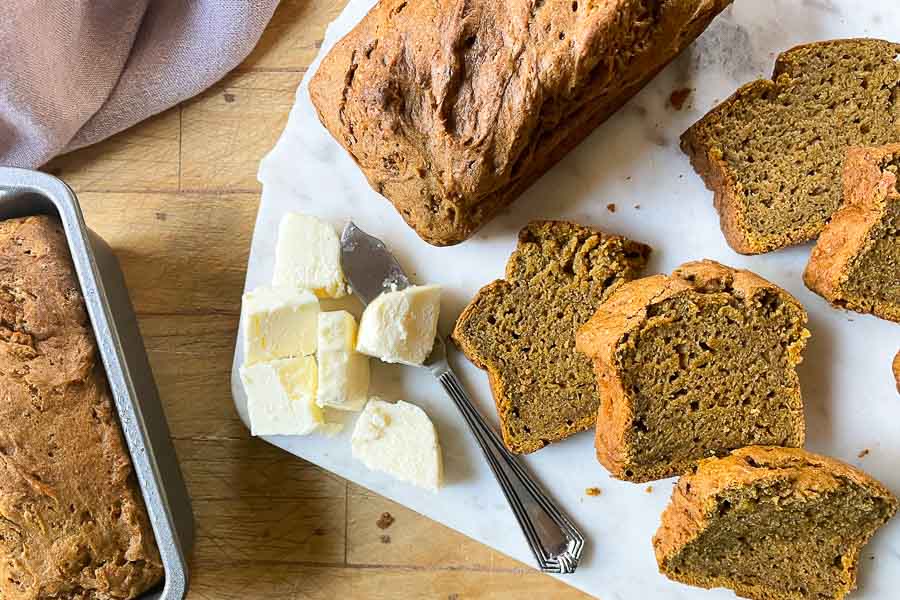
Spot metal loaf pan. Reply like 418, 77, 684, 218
0, 167, 194, 600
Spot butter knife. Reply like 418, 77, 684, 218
340, 222, 585, 574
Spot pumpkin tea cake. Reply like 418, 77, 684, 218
682, 38, 900, 254
804, 144, 900, 322
0, 216, 163, 600
576, 260, 808, 482
310, 0, 731, 246
452, 221, 650, 454
654, 446, 898, 600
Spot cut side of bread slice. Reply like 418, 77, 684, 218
452, 221, 650, 454
654, 446, 898, 600
804, 144, 900, 322
682, 39, 900, 254
576, 260, 808, 482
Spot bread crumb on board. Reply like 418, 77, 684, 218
376, 512, 395, 530
380, 534, 391, 544
669, 88, 692, 111
858, 449, 870, 459
645, 485, 654, 494
585, 487, 602, 497
606, 203, 616, 213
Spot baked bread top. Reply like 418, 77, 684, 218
576, 260, 808, 482
452, 220, 650, 454
653, 446, 897, 600
310, 0, 730, 245
682, 39, 900, 254
0, 216, 162, 600
804, 144, 900, 322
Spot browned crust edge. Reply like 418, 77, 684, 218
804, 144, 900, 323
894, 350, 900, 395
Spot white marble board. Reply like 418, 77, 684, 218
231, 1, 900, 598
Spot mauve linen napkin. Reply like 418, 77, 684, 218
0, 0, 280, 168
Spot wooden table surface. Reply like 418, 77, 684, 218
44, 2, 590, 598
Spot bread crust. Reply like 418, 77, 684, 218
894, 350, 900, 394
0, 216, 162, 600
576, 260, 808, 482
310, 0, 730, 246
804, 144, 900, 323
681, 39, 900, 255
653, 446, 898, 600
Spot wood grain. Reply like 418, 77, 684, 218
45, 110, 181, 193
42, 1, 589, 598
180, 71, 302, 192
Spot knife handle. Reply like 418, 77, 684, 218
435, 367, 585, 574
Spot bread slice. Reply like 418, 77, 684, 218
654, 446, 898, 600
310, 0, 731, 246
804, 144, 900, 322
452, 221, 650, 454
576, 260, 808, 482
682, 39, 900, 254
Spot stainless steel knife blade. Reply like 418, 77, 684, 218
339, 222, 410, 305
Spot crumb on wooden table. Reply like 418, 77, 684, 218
645, 485, 654, 494
606, 203, 616, 213
379, 534, 391, 544
669, 88, 692, 111
585, 487, 602, 497
376, 512, 395, 530
858, 449, 870, 459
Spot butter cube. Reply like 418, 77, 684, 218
241, 356, 327, 436
273, 213, 347, 298
356, 284, 441, 366
351, 399, 443, 492
316, 311, 369, 412
242, 286, 319, 364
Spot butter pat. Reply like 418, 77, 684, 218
273, 213, 347, 298
351, 399, 443, 492
356, 285, 441, 365
316, 311, 369, 412
241, 356, 329, 436
242, 286, 319, 364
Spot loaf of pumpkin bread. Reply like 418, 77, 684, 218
310, 0, 731, 246
0, 216, 163, 600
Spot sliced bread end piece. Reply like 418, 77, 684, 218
653, 446, 898, 600
576, 260, 808, 482
804, 144, 900, 322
